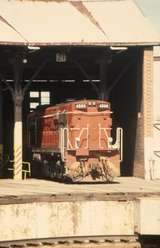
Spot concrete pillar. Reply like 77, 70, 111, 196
11, 54, 44, 179
13, 91, 23, 180
134, 47, 154, 179
12, 55, 24, 180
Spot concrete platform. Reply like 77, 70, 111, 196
0, 177, 160, 203
0, 177, 160, 241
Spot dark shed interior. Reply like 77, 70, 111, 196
0, 45, 143, 177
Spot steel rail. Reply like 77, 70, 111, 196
0, 235, 140, 248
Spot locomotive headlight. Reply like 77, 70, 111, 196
75, 103, 87, 110
99, 103, 109, 110
88, 101, 96, 107
88, 102, 92, 106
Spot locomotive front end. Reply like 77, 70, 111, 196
62, 100, 123, 182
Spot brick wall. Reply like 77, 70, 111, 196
133, 47, 153, 178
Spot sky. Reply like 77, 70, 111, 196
135, 0, 160, 33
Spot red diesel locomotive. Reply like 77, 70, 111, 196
27, 99, 123, 182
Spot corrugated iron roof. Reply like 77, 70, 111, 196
0, 0, 159, 46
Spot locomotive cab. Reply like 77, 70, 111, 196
27, 99, 123, 182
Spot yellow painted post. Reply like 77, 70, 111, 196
13, 93, 23, 180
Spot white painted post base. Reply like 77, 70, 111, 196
13, 95, 23, 180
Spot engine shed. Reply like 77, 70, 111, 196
1, 0, 160, 247
0, 0, 159, 181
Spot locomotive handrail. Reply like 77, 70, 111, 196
64, 127, 73, 150
98, 124, 111, 149
75, 126, 89, 149
60, 127, 75, 161
60, 126, 89, 160
60, 128, 66, 162
98, 125, 123, 162
116, 127, 123, 162
8, 160, 31, 179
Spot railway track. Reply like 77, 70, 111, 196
0, 235, 140, 248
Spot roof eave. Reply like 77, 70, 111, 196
0, 41, 159, 47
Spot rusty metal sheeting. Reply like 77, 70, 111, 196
0, 0, 159, 46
